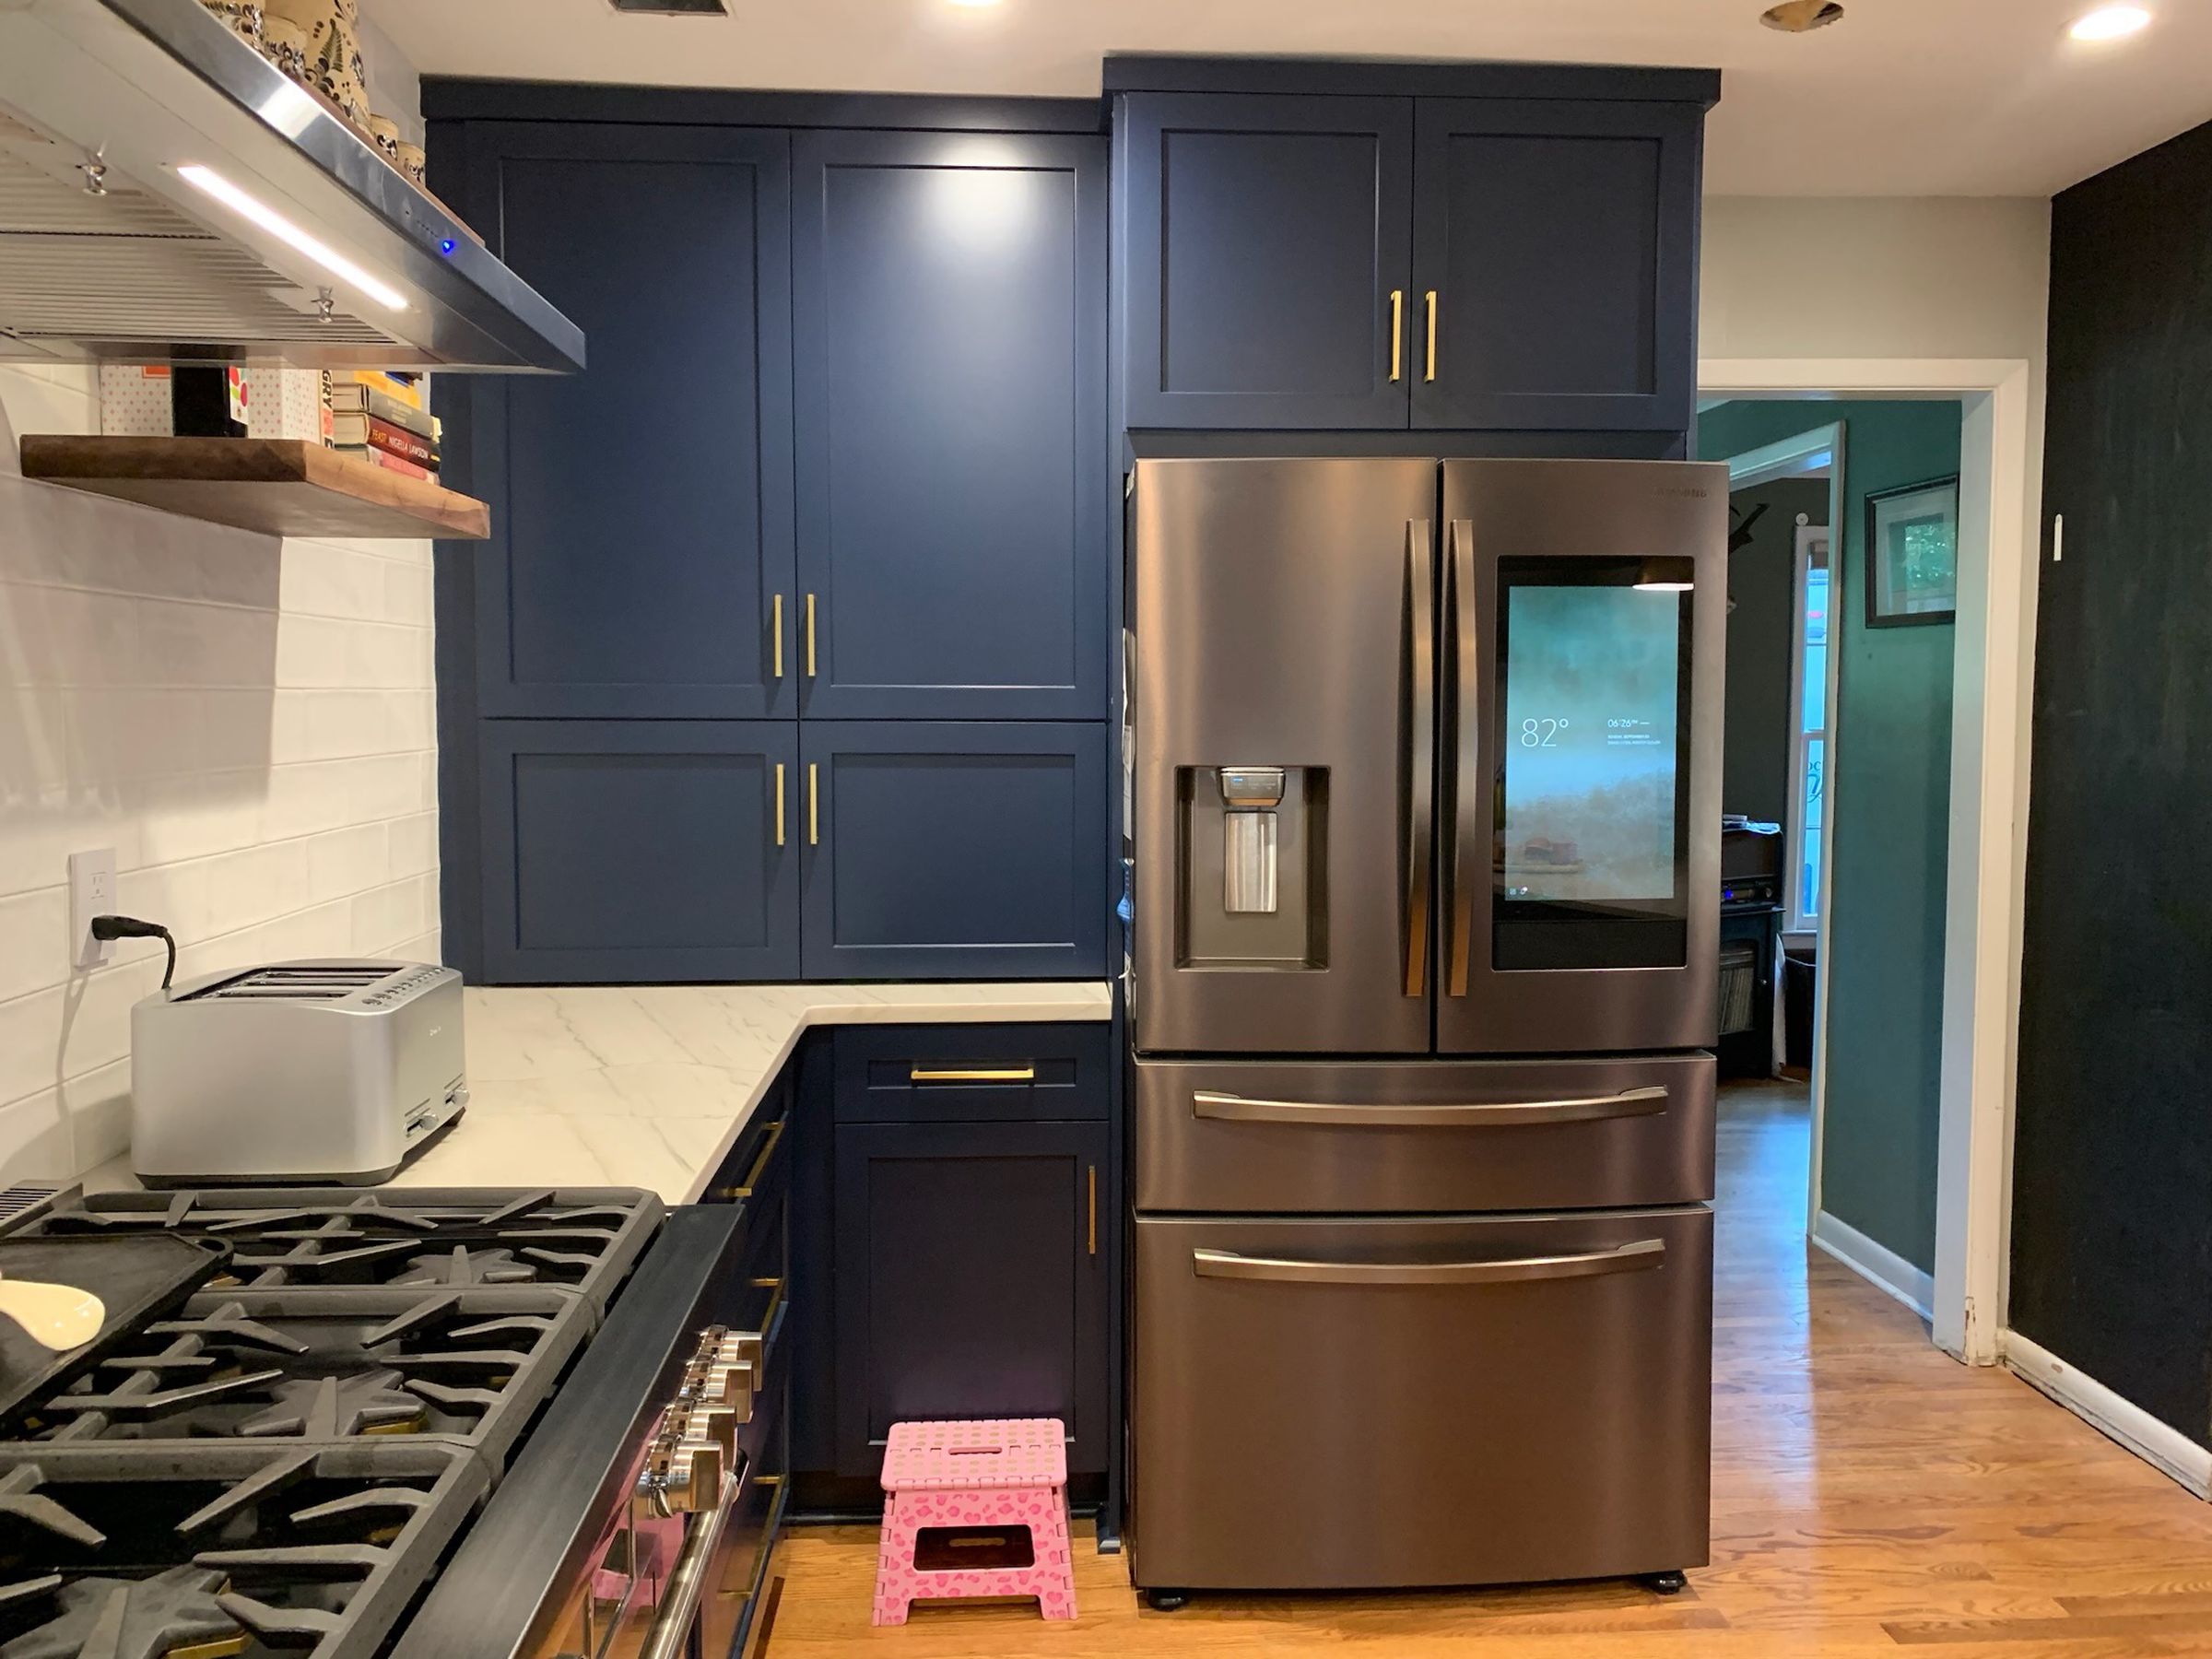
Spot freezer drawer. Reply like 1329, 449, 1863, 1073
1134, 1053, 1714, 1213
1131, 1207, 1712, 1591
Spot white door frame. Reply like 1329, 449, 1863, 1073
1700, 358, 2036, 1368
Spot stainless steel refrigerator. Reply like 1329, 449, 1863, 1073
1127, 456, 1725, 1598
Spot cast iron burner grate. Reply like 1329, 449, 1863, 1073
0, 1443, 488, 1659
16, 1288, 591, 1473
0, 1565, 242, 1659
10, 1192, 662, 1317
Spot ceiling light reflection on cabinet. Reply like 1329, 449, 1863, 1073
2068, 6, 2152, 40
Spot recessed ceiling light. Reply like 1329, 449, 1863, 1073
2068, 5, 2151, 41
1759, 1, 1844, 32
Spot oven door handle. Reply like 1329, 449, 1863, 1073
639, 1461, 749, 1659
1191, 1085, 1666, 1127
1192, 1237, 1665, 1287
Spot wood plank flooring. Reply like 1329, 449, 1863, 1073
762, 1081, 2212, 1655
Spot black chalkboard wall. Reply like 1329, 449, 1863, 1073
2010, 115, 2212, 1448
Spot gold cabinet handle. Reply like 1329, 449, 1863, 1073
805, 593, 817, 677
909, 1065, 1037, 1084
1087, 1164, 1098, 1257
806, 761, 818, 846
1388, 289, 1404, 382
771, 593, 783, 679
774, 762, 786, 848
1424, 289, 1439, 382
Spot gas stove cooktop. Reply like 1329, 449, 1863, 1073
0, 1185, 668, 1659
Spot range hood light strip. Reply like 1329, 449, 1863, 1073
177, 163, 408, 312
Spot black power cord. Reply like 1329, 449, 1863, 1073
91, 914, 176, 991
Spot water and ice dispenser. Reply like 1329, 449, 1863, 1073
1177, 764, 1327, 969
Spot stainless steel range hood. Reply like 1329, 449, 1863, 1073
0, 0, 584, 373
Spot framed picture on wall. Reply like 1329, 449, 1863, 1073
1865, 475, 1959, 626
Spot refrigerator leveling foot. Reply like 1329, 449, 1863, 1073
1646, 1571, 1688, 1595
1144, 1589, 1191, 1612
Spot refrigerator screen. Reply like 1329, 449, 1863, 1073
1500, 583, 1683, 905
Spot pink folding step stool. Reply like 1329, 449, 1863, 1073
873, 1418, 1077, 1626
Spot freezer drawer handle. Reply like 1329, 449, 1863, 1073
1191, 1237, 1665, 1287
1189, 1084, 1667, 1127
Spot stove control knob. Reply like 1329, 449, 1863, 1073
665, 1439, 724, 1512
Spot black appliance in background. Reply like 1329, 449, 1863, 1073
1719, 824, 1784, 1078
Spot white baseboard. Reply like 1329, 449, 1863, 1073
2001, 1331, 2212, 1499
1809, 1209, 1935, 1319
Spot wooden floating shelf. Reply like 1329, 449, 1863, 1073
17, 437, 490, 542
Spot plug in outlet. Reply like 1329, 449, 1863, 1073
69, 849, 117, 971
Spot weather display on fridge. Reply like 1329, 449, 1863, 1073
1500, 583, 1684, 906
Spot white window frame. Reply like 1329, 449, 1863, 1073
1785, 524, 1832, 935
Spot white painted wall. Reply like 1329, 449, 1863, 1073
0, 364, 441, 1184
1700, 194, 2053, 1341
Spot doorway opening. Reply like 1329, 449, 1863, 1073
1700, 392, 1975, 1340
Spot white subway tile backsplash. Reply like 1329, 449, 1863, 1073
1, 364, 441, 1185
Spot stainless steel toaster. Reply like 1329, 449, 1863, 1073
129, 959, 467, 1186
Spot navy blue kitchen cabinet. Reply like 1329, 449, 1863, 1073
478, 720, 801, 982
1113, 76, 1711, 433
791, 130, 1107, 720
1118, 93, 1414, 430
462, 124, 796, 719
1411, 99, 1701, 432
832, 1118, 1112, 1477
799, 723, 1108, 980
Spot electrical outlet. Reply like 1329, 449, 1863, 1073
68, 848, 116, 971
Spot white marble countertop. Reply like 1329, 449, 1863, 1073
88, 982, 1112, 1205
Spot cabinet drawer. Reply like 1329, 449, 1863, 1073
1133, 1053, 1713, 1213
1132, 1206, 1711, 1589
835, 1025, 1110, 1123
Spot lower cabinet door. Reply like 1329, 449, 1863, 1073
833, 1120, 1110, 1477
479, 720, 802, 982
799, 722, 1107, 980
1131, 1206, 1712, 1590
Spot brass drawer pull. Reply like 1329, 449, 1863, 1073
1087, 1164, 1097, 1257
773, 762, 786, 848
712, 1119, 786, 1201
1424, 288, 1439, 382
805, 592, 818, 677
909, 1065, 1037, 1084
771, 593, 784, 679
807, 762, 818, 846
1388, 288, 1404, 382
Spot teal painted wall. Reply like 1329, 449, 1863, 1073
1697, 400, 1963, 1276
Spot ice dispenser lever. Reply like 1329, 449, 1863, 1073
1218, 766, 1287, 914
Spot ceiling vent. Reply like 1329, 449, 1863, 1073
609, 0, 730, 13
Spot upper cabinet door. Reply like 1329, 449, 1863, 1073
468, 125, 796, 719
792, 131, 1107, 721
478, 720, 802, 984
1412, 100, 1700, 432
1120, 93, 1414, 429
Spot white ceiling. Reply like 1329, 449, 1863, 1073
361, 0, 2212, 196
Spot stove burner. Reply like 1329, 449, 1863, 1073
236, 1373, 426, 1440
393, 1248, 535, 1288
0, 1567, 244, 1659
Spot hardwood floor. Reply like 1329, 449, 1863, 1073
763, 1081, 2212, 1655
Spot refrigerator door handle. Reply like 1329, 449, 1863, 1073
1190, 1085, 1669, 1127
1191, 1237, 1666, 1287
1403, 520, 1435, 997
1445, 517, 1480, 997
